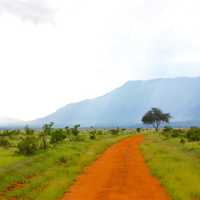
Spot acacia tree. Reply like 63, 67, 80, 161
142, 108, 171, 131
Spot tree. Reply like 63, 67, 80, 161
40, 122, 54, 149
142, 108, 171, 131
71, 124, 80, 137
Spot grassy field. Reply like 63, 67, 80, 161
0, 131, 130, 200
141, 131, 200, 200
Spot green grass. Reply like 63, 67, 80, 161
141, 133, 200, 200
0, 133, 130, 200
0, 147, 25, 168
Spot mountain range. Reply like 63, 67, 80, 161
29, 77, 200, 128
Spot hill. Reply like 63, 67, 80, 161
31, 77, 200, 127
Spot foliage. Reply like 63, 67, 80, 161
161, 128, 185, 139
142, 108, 171, 131
0, 137, 10, 148
24, 125, 34, 135
186, 127, 200, 142
0, 129, 20, 137
163, 126, 173, 132
109, 128, 120, 135
17, 135, 38, 155
0, 131, 129, 200
136, 128, 141, 133
40, 122, 54, 149
171, 129, 183, 138
50, 129, 66, 144
71, 124, 80, 136
180, 138, 186, 144
89, 129, 96, 140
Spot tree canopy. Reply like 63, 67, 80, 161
142, 108, 171, 131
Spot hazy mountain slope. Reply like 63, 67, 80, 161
0, 118, 25, 128
32, 77, 200, 127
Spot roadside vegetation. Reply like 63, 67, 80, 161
141, 127, 200, 200
0, 124, 131, 200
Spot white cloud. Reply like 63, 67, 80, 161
0, 0, 53, 23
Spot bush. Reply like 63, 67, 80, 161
0, 137, 10, 148
50, 129, 66, 144
17, 136, 38, 155
180, 138, 186, 144
109, 128, 120, 135
171, 129, 180, 138
24, 126, 34, 135
71, 125, 80, 137
89, 130, 96, 140
136, 128, 141, 133
163, 126, 173, 132
161, 128, 184, 139
186, 128, 200, 142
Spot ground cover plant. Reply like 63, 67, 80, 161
141, 128, 200, 200
0, 125, 131, 200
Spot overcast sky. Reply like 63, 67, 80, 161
0, 0, 200, 120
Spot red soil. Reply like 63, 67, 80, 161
62, 135, 170, 200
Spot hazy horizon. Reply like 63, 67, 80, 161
0, 76, 199, 122
1, 0, 200, 120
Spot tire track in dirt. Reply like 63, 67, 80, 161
62, 135, 170, 200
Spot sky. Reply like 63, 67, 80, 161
0, 0, 200, 120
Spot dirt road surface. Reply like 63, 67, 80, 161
62, 135, 170, 200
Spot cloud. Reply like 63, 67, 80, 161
1, 0, 200, 120
0, 0, 54, 23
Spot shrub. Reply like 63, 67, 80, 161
171, 129, 180, 138
180, 138, 186, 144
161, 128, 184, 139
0, 137, 10, 148
17, 136, 38, 155
39, 122, 54, 150
186, 128, 200, 142
136, 128, 141, 133
71, 125, 80, 137
24, 126, 34, 135
64, 126, 71, 138
50, 129, 66, 144
89, 130, 96, 140
163, 126, 173, 132
110, 128, 120, 135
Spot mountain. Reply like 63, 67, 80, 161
31, 77, 200, 128
0, 118, 25, 129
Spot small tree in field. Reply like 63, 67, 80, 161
142, 108, 171, 131
40, 122, 54, 149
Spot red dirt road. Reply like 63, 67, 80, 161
62, 135, 170, 200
